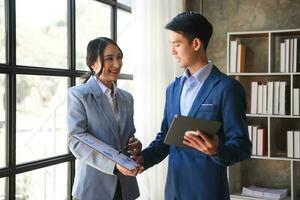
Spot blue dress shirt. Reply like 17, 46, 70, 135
180, 61, 213, 115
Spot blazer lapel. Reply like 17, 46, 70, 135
174, 77, 184, 116
116, 91, 127, 137
86, 77, 121, 148
188, 66, 221, 118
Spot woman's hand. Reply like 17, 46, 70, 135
116, 164, 138, 176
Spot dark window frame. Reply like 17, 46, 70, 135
0, 0, 133, 199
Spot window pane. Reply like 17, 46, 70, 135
16, 0, 67, 68
117, 9, 134, 74
76, 0, 112, 70
0, 177, 8, 200
76, 76, 85, 85
117, 79, 133, 95
118, 0, 132, 7
0, 0, 5, 63
16, 75, 68, 164
16, 162, 68, 200
0, 74, 6, 168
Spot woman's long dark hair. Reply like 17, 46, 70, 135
83, 37, 123, 83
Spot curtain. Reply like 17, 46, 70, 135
132, 1, 184, 199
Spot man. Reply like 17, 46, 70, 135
135, 11, 252, 200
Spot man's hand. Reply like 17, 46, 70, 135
183, 130, 219, 155
132, 155, 145, 174
127, 137, 142, 156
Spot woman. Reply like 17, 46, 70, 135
68, 37, 141, 200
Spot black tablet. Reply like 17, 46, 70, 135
164, 115, 222, 147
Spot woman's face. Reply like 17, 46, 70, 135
92, 44, 123, 83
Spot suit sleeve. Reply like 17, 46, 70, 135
140, 92, 170, 170
211, 81, 252, 166
68, 88, 115, 175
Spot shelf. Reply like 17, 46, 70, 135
270, 115, 300, 119
228, 29, 300, 200
228, 31, 269, 36
229, 72, 296, 76
270, 29, 300, 34
246, 114, 300, 118
251, 156, 300, 161
246, 114, 268, 117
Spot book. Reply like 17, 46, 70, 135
237, 43, 246, 73
251, 82, 258, 114
290, 38, 294, 73
164, 115, 222, 147
287, 131, 294, 158
294, 131, 300, 158
257, 84, 263, 114
257, 128, 267, 156
248, 125, 252, 142
293, 88, 299, 115
262, 84, 268, 114
285, 39, 290, 73
267, 82, 274, 115
230, 40, 238, 73
279, 81, 287, 115
252, 126, 258, 155
273, 81, 280, 115
293, 38, 298, 72
72, 133, 137, 170
280, 42, 285, 72
297, 38, 300, 72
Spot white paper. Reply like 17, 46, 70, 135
73, 133, 137, 170
242, 185, 288, 200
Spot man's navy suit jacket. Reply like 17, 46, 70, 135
141, 66, 252, 200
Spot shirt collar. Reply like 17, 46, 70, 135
94, 76, 117, 98
181, 61, 213, 84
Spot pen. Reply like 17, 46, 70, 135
118, 145, 129, 154
118, 135, 135, 154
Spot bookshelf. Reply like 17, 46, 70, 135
227, 29, 300, 200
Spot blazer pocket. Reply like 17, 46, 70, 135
198, 104, 217, 112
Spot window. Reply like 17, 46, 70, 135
16, 0, 68, 68
76, 76, 85, 85
0, 74, 6, 168
0, 177, 8, 200
0, 0, 134, 199
117, 79, 134, 94
16, 163, 68, 200
16, 75, 68, 164
117, 9, 134, 74
0, 0, 5, 63
76, 0, 111, 70
118, 0, 132, 7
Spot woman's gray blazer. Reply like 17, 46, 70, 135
68, 77, 139, 200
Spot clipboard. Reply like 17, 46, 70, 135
72, 133, 137, 170
164, 115, 222, 147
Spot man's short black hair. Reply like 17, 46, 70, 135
165, 11, 213, 50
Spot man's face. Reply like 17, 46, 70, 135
168, 31, 195, 68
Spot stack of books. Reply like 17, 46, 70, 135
287, 130, 300, 158
280, 38, 300, 73
242, 185, 288, 200
229, 40, 246, 73
250, 81, 287, 115
248, 125, 267, 156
